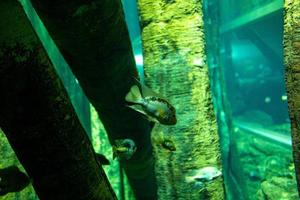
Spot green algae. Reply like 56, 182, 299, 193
0, 129, 38, 200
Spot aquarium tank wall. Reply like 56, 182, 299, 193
204, 0, 299, 199
0, 0, 300, 200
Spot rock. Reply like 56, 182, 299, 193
259, 177, 299, 200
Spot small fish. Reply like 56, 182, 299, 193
113, 139, 137, 160
161, 138, 176, 151
185, 166, 222, 184
249, 170, 262, 181
125, 81, 177, 125
95, 153, 110, 165
0, 165, 30, 196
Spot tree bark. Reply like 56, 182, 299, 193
0, 1, 116, 199
28, 0, 157, 199
283, 0, 300, 195
137, 0, 225, 199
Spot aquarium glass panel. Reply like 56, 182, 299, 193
204, 0, 299, 199
121, 0, 144, 83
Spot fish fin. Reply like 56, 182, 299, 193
137, 111, 158, 123
95, 153, 110, 165
127, 105, 147, 115
141, 84, 165, 99
133, 77, 165, 98
125, 85, 143, 104
145, 115, 160, 123
127, 104, 159, 123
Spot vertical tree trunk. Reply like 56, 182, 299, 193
137, 0, 225, 199
283, 0, 300, 195
0, 1, 116, 199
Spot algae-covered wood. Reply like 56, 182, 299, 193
283, 0, 300, 195
0, 1, 116, 199
0, 43, 117, 200
137, 0, 225, 199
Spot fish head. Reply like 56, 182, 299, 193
160, 104, 177, 125
131, 145, 137, 154
115, 139, 135, 148
213, 170, 222, 178
113, 139, 137, 160
198, 167, 222, 181
206, 167, 222, 178
162, 139, 176, 151
168, 104, 177, 124
187, 167, 222, 183
168, 113, 177, 125
123, 139, 136, 148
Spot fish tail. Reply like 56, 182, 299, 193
125, 85, 143, 104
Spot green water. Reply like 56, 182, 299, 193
0, 0, 299, 199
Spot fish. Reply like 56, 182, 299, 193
161, 138, 176, 151
112, 139, 137, 160
185, 166, 222, 184
0, 165, 30, 196
248, 170, 262, 181
95, 153, 110, 165
125, 81, 177, 125
152, 132, 176, 151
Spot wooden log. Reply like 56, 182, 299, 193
0, 1, 116, 199
283, 0, 300, 195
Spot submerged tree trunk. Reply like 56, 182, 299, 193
28, 0, 157, 199
0, 1, 116, 199
137, 0, 225, 199
283, 0, 300, 195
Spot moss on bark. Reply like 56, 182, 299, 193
137, 0, 225, 199
283, 0, 300, 195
